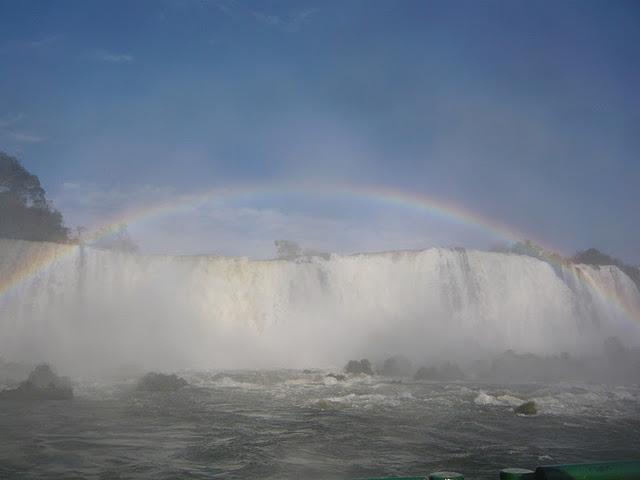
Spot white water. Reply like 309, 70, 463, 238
1, 238, 639, 373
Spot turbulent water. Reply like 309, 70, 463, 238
1, 238, 639, 373
1, 371, 639, 479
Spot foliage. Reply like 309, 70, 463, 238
492, 239, 566, 265
489, 349, 578, 382
413, 362, 466, 381
380, 355, 412, 377
275, 239, 301, 258
0, 151, 70, 242
572, 248, 618, 266
493, 241, 640, 290
274, 239, 329, 259
572, 248, 640, 290
92, 224, 139, 253
344, 358, 373, 375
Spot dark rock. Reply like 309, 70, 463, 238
0, 364, 73, 400
325, 373, 346, 381
344, 359, 373, 375
136, 372, 188, 392
514, 401, 537, 415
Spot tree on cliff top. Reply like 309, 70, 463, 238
572, 248, 619, 266
92, 224, 139, 253
572, 248, 640, 290
0, 151, 70, 242
492, 239, 566, 265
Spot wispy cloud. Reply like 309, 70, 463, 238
212, 1, 319, 33
0, 113, 47, 144
28, 34, 63, 49
92, 50, 135, 64
3, 131, 47, 144
248, 8, 319, 32
0, 113, 25, 129
210, 0, 239, 19
0, 34, 62, 54
250, 10, 280, 27
282, 8, 320, 33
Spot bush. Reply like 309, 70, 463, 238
572, 248, 640, 291
0, 152, 70, 242
413, 362, 465, 381
344, 359, 373, 375
380, 355, 412, 377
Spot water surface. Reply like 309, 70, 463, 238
1, 371, 639, 479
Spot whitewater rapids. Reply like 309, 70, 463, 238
0, 238, 639, 373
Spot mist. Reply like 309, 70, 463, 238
2, 237, 639, 379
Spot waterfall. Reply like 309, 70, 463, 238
1, 238, 639, 373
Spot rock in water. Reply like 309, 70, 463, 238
514, 400, 537, 415
136, 372, 188, 392
0, 364, 73, 400
325, 373, 346, 381
315, 399, 333, 410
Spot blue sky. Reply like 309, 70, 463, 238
1, 0, 639, 261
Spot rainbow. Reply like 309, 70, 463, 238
1, 182, 638, 325
78, 182, 542, 248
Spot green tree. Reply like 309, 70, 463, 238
93, 224, 139, 253
572, 248, 640, 290
0, 151, 70, 242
